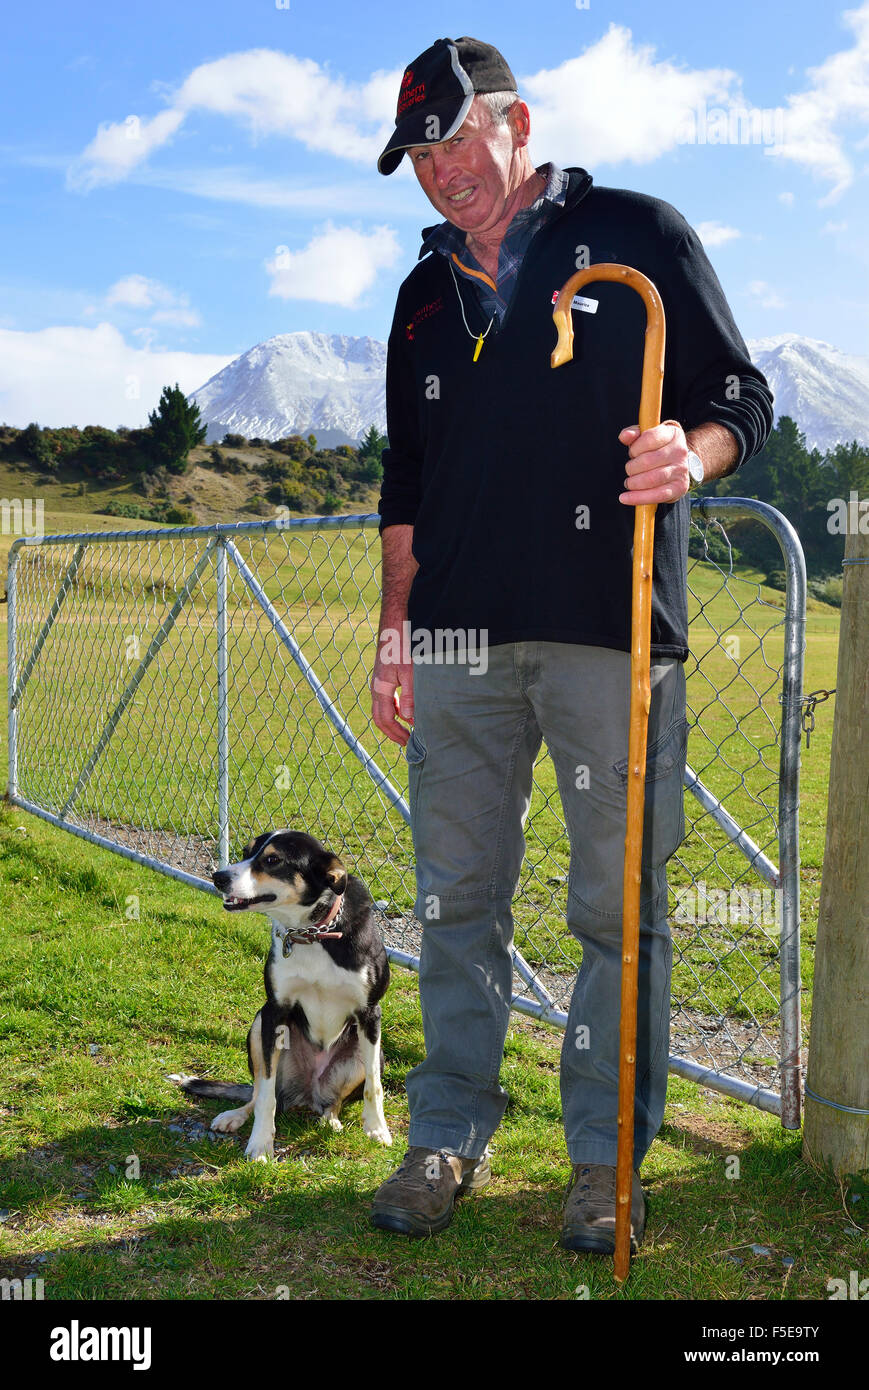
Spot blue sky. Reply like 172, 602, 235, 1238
1, 0, 867, 427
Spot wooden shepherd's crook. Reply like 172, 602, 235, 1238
551, 264, 666, 1284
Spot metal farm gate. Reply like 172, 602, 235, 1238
6, 499, 807, 1126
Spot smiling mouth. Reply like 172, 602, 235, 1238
447, 185, 476, 204
222, 893, 277, 912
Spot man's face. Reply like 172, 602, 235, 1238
406, 96, 529, 236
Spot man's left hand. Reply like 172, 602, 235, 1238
618, 420, 694, 506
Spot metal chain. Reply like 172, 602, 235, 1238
799, 689, 836, 749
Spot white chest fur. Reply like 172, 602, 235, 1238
268, 936, 370, 1050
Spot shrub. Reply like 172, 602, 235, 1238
808, 576, 843, 608
20, 422, 54, 467
164, 504, 197, 525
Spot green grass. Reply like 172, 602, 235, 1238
0, 804, 864, 1300
1, 505, 863, 1300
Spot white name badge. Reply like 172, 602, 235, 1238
550, 290, 598, 314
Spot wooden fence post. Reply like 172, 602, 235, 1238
802, 521, 869, 1175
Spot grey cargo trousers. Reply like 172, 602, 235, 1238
403, 641, 688, 1168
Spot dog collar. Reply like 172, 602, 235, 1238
280, 895, 344, 956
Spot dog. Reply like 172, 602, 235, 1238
171, 830, 392, 1159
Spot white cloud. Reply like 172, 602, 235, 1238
694, 221, 741, 248
135, 165, 419, 216
747, 280, 787, 310
765, 1, 869, 200
105, 274, 201, 326
68, 23, 869, 200
265, 223, 401, 307
522, 25, 738, 167
175, 50, 399, 161
0, 322, 231, 428
68, 49, 399, 190
778, 191, 795, 206
106, 274, 157, 309
67, 109, 185, 191
821, 220, 848, 233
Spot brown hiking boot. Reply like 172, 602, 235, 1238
560, 1163, 646, 1254
370, 1145, 491, 1236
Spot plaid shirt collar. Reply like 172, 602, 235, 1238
419, 163, 569, 321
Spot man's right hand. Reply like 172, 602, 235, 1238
371, 653, 415, 746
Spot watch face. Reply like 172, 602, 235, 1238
687, 451, 704, 483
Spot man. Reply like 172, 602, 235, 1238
369, 36, 773, 1251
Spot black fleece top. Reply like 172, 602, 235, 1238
378, 168, 774, 660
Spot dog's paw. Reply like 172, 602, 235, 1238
244, 1134, 275, 1162
211, 1107, 250, 1134
363, 1119, 393, 1146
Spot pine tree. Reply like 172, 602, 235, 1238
146, 384, 207, 474
357, 424, 387, 482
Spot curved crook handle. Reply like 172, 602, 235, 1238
551, 263, 665, 433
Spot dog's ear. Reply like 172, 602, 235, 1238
318, 853, 347, 896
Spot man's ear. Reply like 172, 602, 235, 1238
318, 853, 348, 896
510, 99, 532, 147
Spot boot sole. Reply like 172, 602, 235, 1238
559, 1228, 640, 1255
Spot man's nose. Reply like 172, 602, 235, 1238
431, 148, 456, 188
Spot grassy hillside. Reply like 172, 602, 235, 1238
0, 433, 383, 550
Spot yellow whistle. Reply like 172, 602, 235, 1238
473, 333, 484, 363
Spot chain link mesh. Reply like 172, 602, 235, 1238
7, 505, 804, 1116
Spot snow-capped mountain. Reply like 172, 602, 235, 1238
189, 328, 868, 455
190, 332, 387, 447
747, 334, 869, 452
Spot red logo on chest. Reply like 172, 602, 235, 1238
405, 296, 444, 341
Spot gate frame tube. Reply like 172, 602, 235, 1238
6, 500, 806, 1124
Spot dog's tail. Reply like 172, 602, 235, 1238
167, 1074, 253, 1104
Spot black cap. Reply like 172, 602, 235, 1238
378, 37, 517, 175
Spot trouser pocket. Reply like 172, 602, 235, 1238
612, 714, 689, 869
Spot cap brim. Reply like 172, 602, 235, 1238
377, 90, 474, 175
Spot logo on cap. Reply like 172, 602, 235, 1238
397, 80, 427, 117
401, 68, 414, 88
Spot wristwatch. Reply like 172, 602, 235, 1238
686, 450, 705, 486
